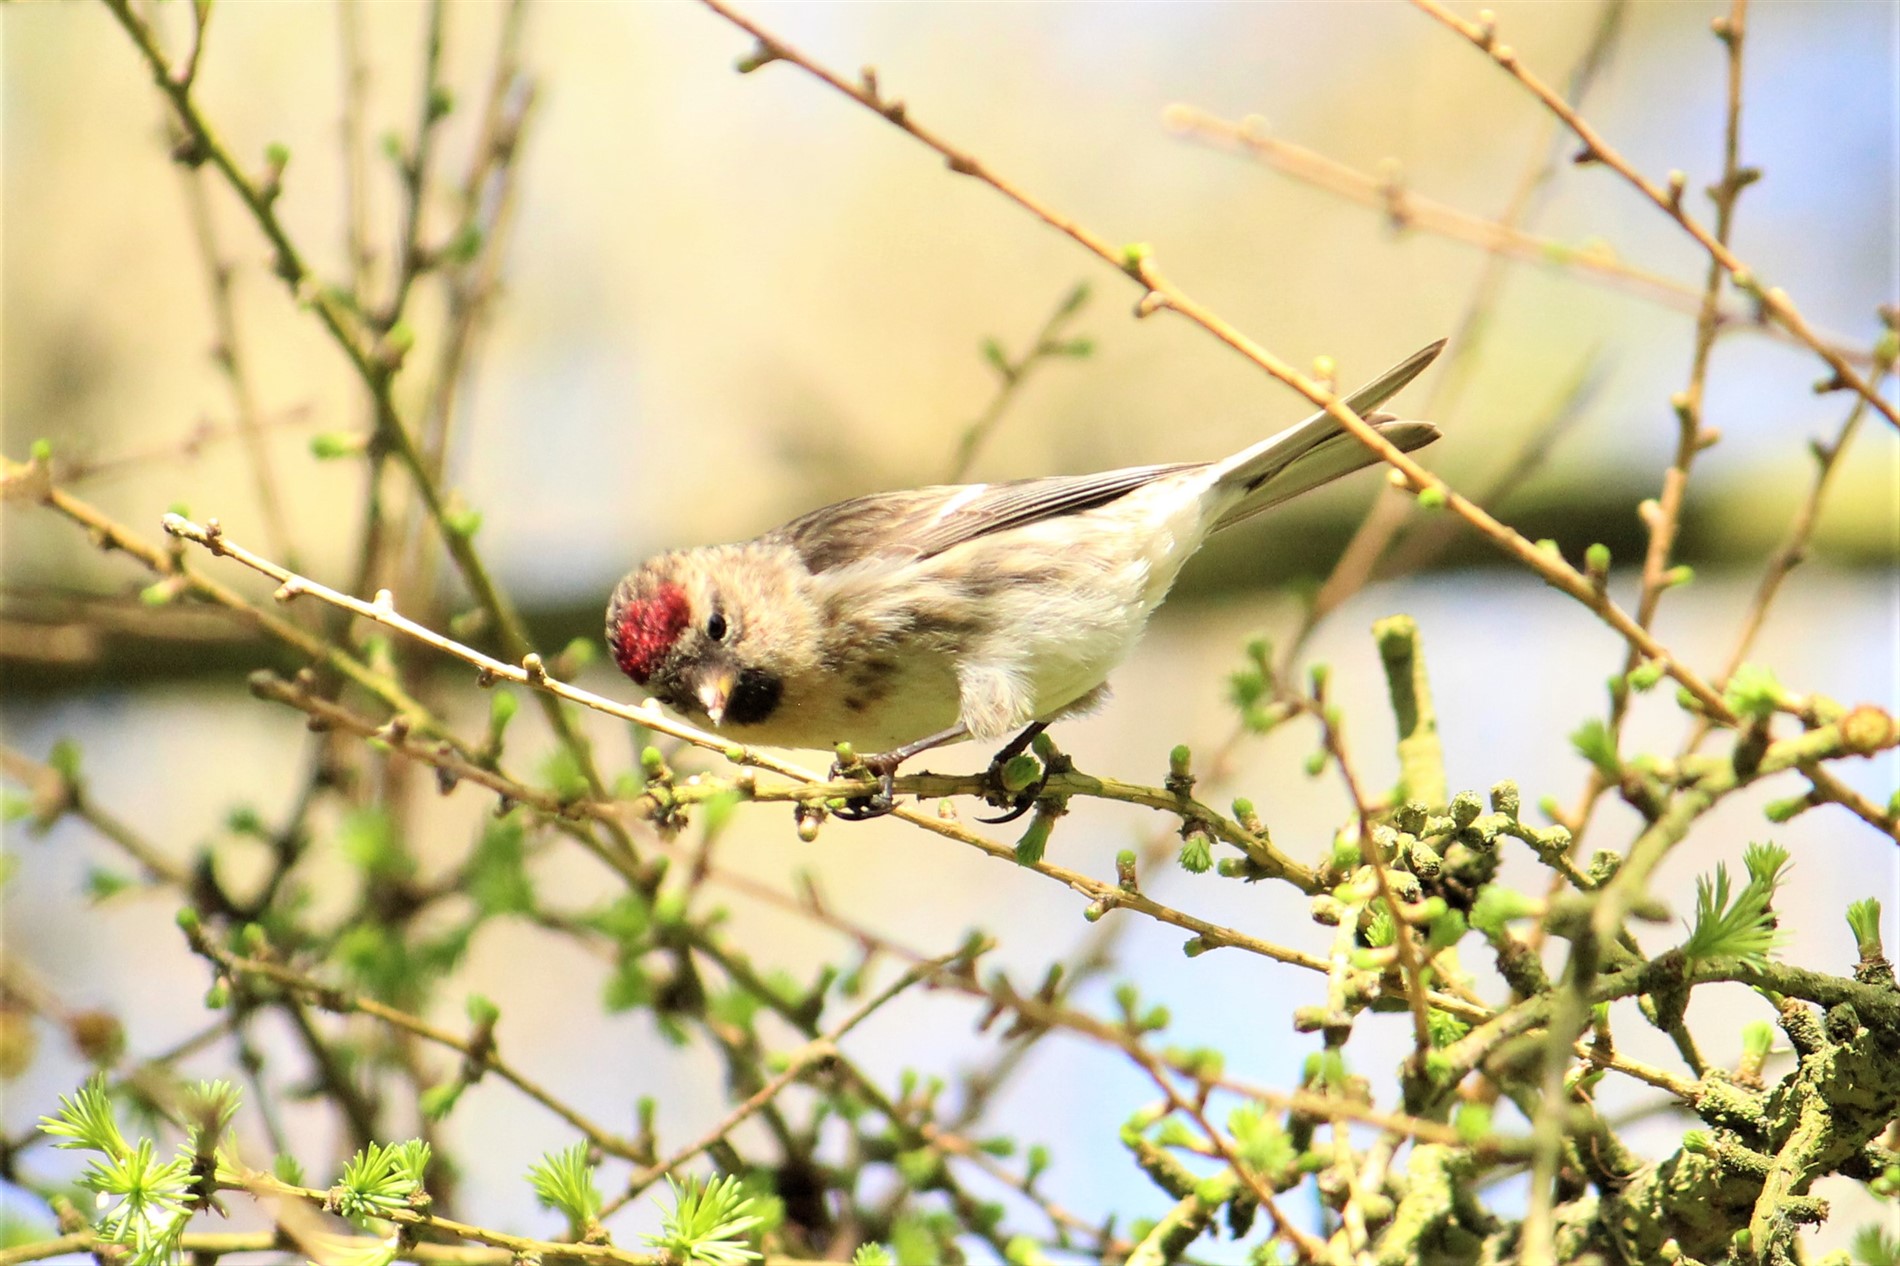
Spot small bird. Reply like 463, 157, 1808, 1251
608, 340, 1444, 819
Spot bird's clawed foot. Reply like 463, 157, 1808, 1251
830, 750, 902, 821
825, 723, 1060, 824
976, 722, 1054, 825
828, 725, 970, 821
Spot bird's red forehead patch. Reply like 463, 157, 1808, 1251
611, 582, 690, 683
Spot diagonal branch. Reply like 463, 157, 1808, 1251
1406, 0, 1896, 432
1160, 107, 1864, 369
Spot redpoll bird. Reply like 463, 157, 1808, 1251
609, 339, 1444, 819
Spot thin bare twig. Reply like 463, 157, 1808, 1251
1531, 7, 1758, 1224
381, 0, 449, 330
1131, 1052, 1327, 1263
190, 936, 648, 1163
1, 747, 189, 887
1308, 693, 1436, 1056
1709, 377, 1890, 696
178, 170, 299, 568
946, 282, 1092, 482
1560, 0, 1753, 853
1407, 0, 1895, 432
1285, 0, 1625, 667
337, 0, 374, 293
35, 409, 316, 489
1164, 109, 1873, 373
7, 474, 449, 741
613, 950, 968, 1204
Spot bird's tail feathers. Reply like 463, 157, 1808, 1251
1207, 340, 1445, 532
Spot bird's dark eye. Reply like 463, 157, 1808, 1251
707, 612, 728, 642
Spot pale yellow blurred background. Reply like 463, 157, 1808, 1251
4, 1, 1897, 1258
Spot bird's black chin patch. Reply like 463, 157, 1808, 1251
723, 666, 783, 727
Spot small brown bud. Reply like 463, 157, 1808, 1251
69, 1010, 126, 1066
0, 1000, 38, 1080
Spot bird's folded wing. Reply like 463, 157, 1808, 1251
774, 464, 1198, 572
774, 339, 1448, 573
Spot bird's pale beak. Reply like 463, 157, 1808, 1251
698, 671, 736, 727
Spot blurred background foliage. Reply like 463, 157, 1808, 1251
2, 0, 1896, 1259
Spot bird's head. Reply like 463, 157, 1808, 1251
606, 552, 786, 729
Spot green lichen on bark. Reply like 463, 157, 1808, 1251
1580, 995, 1900, 1264
1375, 1144, 1496, 1265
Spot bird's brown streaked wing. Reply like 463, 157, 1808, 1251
774, 463, 1200, 573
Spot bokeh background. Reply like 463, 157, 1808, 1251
5, 0, 1897, 1258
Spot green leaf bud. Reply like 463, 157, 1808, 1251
466, 993, 501, 1028
1453, 1101, 1492, 1143
980, 337, 1009, 376
1724, 663, 1785, 723
1569, 718, 1621, 778
1000, 753, 1041, 793
420, 1081, 463, 1120
310, 432, 362, 460
1014, 813, 1052, 867
1470, 885, 1536, 936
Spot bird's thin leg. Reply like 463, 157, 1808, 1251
975, 721, 1052, 825
830, 723, 971, 821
